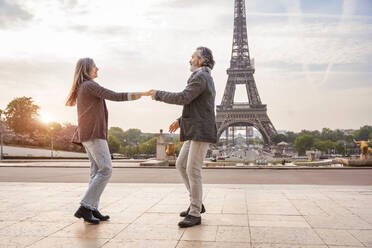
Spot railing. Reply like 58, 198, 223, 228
216, 104, 267, 111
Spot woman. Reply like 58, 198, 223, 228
66, 58, 141, 224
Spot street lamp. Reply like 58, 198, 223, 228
40, 111, 55, 159
344, 143, 347, 157
0, 114, 4, 160
49, 125, 55, 159
50, 129, 54, 159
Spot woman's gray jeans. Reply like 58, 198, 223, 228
80, 139, 112, 211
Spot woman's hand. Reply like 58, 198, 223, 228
169, 120, 180, 133
130, 92, 142, 100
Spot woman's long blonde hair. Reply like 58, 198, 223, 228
65, 58, 95, 106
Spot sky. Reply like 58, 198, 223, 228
0, 0, 371, 134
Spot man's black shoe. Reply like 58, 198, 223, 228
180, 204, 205, 217
92, 209, 110, 221
178, 215, 201, 228
74, 206, 100, 224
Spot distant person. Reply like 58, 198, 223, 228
145, 47, 217, 228
66, 58, 142, 224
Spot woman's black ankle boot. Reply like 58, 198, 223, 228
74, 206, 100, 224
92, 210, 110, 221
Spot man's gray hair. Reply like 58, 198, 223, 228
196, 46, 215, 70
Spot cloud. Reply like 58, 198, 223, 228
300, 0, 343, 15
320, 71, 372, 90
253, 69, 372, 131
66, 25, 133, 36
0, 59, 72, 88
58, 0, 78, 9
0, 0, 33, 28
248, 21, 372, 66
158, 0, 228, 8
320, 0, 356, 85
352, 0, 372, 16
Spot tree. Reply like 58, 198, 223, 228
285, 131, 297, 144
54, 123, 83, 152
298, 130, 320, 139
294, 134, 314, 155
139, 137, 157, 154
0, 108, 5, 129
165, 135, 180, 143
121, 145, 138, 158
108, 135, 121, 154
344, 134, 354, 143
253, 138, 263, 145
120, 145, 130, 157
334, 142, 345, 154
123, 128, 142, 145
128, 145, 139, 157
320, 128, 333, 141
108, 127, 126, 146
47, 122, 62, 134
5, 97, 40, 136
320, 128, 345, 142
272, 134, 287, 144
334, 129, 346, 142
353, 125, 372, 141
314, 140, 334, 153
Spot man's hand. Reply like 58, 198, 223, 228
169, 120, 180, 133
143, 90, 157, 100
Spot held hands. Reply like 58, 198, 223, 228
142, 90, 157, 100
129, 90, 157, 101
169, 120, 180, 133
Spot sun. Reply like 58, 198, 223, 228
39, 111, 54, 123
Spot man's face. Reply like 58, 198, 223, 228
189, 51, 203, 72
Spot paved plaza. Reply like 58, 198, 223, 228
0, 182, 372, 247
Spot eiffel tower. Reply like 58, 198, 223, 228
216, 0, 277, 145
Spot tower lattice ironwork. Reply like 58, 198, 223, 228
216, 0, 277, 145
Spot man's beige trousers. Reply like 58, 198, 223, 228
176, 140, 210, 217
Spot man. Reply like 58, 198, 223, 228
147, 47, 217, 228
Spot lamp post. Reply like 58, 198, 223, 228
344, 143, 347, 157
49, 125, 54, 159
40, 111, 56, 159
50, 131, 54, 159
0, 130, 3, 160
0, 116, 4, 161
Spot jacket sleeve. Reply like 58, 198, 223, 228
85, 81, 128, 101
155, 73, 206, 106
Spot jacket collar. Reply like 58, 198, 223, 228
191, 66, 211, 76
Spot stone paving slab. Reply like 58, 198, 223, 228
0, 183, 372, 248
